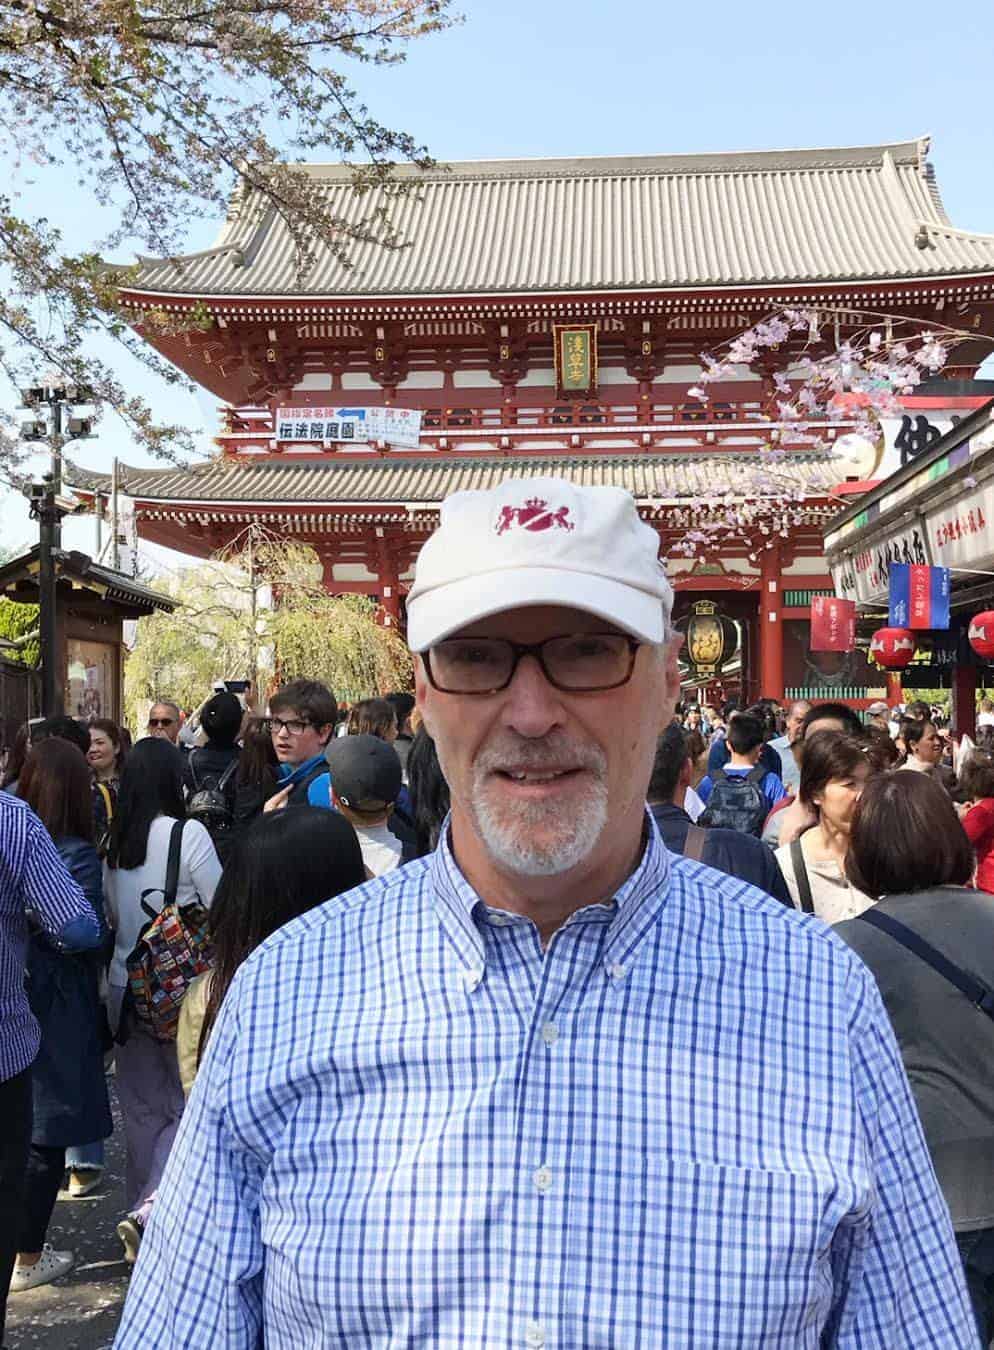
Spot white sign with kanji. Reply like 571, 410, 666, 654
275, 406, 422, 449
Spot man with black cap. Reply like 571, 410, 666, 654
326, 734, 404, 876
119, 475, 976, 1349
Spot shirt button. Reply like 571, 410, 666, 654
490, 914, 511, 926
533, 1165, 552, 1193
525, 1321, 545, 1347
608, 962, 626, 980
541, 1022, 559, 1045
462, 968, 483, 992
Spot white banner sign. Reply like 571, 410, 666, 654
830, 520, 932, 605
275, 406, 423, 449
925, 480, 994, 571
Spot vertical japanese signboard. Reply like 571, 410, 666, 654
810, 596, 857, 652
553, 324, 598, 398
888, 563, 950, 630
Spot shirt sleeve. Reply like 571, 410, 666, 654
184, 821, 224, 907
826, 960, 978, 1347
114, 973, 265, 1347
21, 813, 100, 950
763, 774, 789, 809
696, 776, 713, 804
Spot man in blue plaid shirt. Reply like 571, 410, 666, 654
116, 477, 979, 1348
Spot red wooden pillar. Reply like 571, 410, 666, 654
376, 533, 400, 629
886, 672, 904, 706
951, 662, 977, 739
758, 543, 784, 701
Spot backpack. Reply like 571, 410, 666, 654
124, 820, 214, 1043
699, 765, 768, 837
186, 750, 239, 845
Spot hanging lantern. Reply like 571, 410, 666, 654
969, 612, 994, 661
869, 627, 917, 670
680, 600, 740, 678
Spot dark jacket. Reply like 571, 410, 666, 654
183, 743, 240, 797
650, 802, 792, 908
27, 836, 113, 1147
836, 887, 994, 1232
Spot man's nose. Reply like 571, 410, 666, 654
500, 654, 567, 738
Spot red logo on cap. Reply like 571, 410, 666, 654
495, 497, 575, 536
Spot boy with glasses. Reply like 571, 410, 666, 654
264, 680, 336, 811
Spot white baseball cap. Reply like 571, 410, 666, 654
406, 476, 673, 652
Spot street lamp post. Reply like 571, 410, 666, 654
27, 478, 69, 718
18, 383, 95, 719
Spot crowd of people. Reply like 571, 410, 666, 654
0, 681, 443, 1334
0, 473, 992, 1346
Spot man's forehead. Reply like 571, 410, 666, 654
451, 605, 627, 640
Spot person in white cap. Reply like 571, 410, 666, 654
115, 477, 976, 1349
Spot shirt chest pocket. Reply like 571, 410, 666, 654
623, 1156, 837, 1346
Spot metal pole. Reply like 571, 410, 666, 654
50, 397, 64, 549
111, 458, 120, 571
37, 484, 62, 718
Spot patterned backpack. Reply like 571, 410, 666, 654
125, 820, 214, 1042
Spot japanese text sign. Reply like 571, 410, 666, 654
889, 564, 950, 631
810, 596, 856, 652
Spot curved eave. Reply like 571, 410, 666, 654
117, 270, 994, 314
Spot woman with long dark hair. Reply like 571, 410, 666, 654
176, 807, 366, 1095
405, 725, 451, 857
1, 722, 30, 792
837, 773, 994, 1344
9, 740, 111, 1293
104, 737, 222, 1260
232, 715, 280, 830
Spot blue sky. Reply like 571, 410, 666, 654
3, 0, 994, 560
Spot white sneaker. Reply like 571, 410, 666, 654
9, 1245, 75, 1292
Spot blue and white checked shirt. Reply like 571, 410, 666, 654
0, 790, 99, 1081
116, 815, 978, 1348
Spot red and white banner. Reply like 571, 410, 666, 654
810, 596, 856, 652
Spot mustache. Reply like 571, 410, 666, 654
475, 733, 607, 777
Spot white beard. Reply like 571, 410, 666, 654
447, 733, 610, 877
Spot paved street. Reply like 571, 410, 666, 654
7, 1083, 129, 1350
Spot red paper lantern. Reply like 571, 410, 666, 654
869, 627, 917, 670
969, 612, 994, 661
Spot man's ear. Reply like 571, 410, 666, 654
413, 655, 435, 739
656, 633, 683, 733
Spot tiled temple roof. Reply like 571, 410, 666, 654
122, 138, 994, 299
65, 450, 843, 507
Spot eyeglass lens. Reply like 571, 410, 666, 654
269, 718, 312, 735
428, 634, 635, 693
148, 718, 174, 727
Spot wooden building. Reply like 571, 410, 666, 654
67, 138, 994, 703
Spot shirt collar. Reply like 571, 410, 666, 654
277, 754, 327, 783
429, 808, 672, 975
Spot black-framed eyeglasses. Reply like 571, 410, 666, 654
423, 633, 642, 696
147, 718, 175, 728
266, 716, 315, 737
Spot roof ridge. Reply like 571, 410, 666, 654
279, 139, 929, 184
